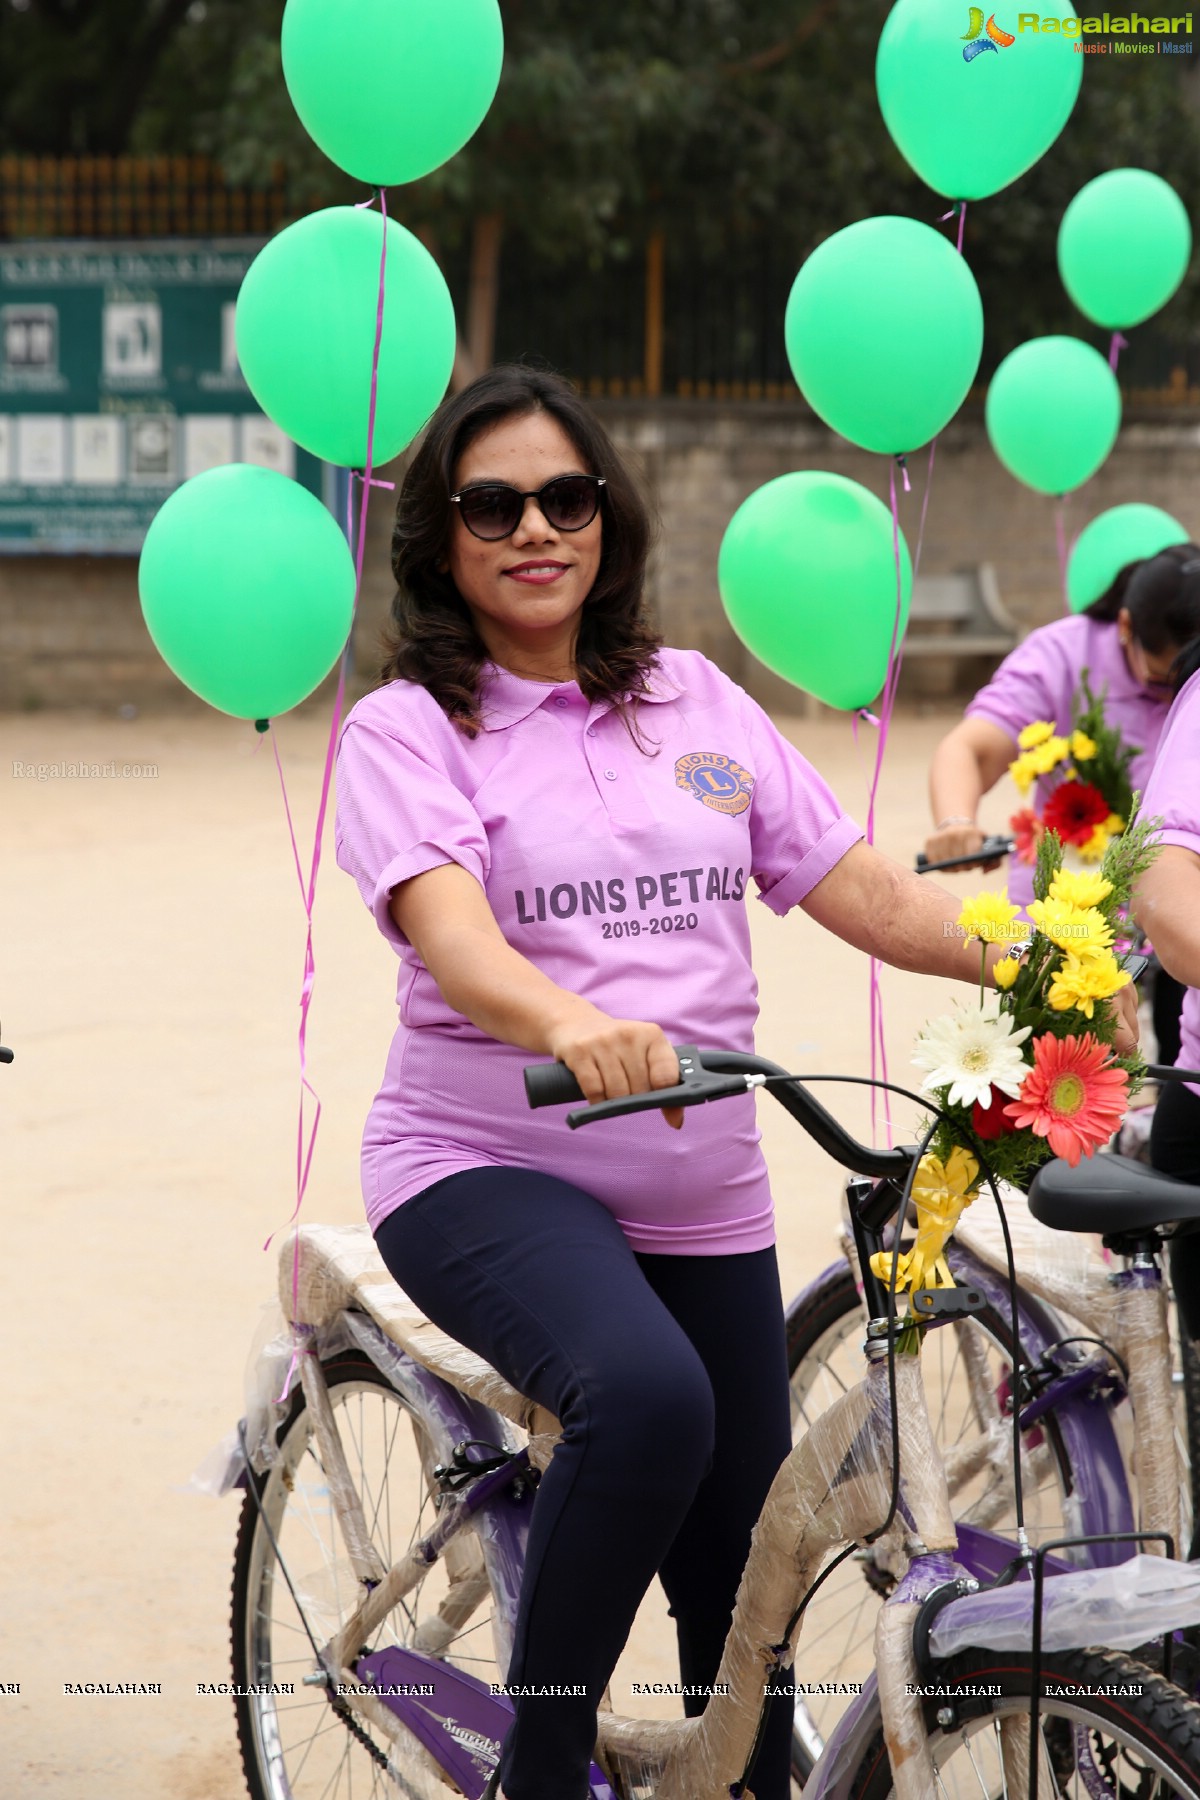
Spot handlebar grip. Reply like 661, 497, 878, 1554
524, 1061, 586, 1108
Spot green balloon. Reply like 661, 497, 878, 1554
236, 208, 457, 470
718, 473, 913, 710
1067, 504, 1190, 612
876, 0, 1082, 201
281, 0, 503, 186
785, 216, 983, 455
1058, 169, 1193, 329
138, 464, 356, 719
986, 337, 1121, 496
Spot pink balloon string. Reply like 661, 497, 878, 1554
861, 458, 914, 1147
1108, 331, 1128, 372
267, 185, 392, 1400
861, 203, 966, 1144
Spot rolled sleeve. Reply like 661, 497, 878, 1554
757, 814, 866, 917
964, 626, 1067, 744
740, 698, 864, 915
335, 716, 490, 949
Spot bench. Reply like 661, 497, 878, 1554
903, 562, 1021, 661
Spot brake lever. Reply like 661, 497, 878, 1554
565, 1045, 758, 1129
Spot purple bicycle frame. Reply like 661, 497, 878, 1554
341, 1315, 618, 1799
336, 1237, 1134, 1800
790, 1246, 1134, 1572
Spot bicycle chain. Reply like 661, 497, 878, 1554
327, 1687, 392, 1772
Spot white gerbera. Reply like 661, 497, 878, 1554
912, 994, 1032, 1110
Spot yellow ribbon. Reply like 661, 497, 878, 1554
869, 1147, 981, 1298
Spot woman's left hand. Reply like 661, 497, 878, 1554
1111, 977, 1140, 1058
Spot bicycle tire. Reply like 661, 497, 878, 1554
785, 1263, 1080, 1784
230, 1347, 505, 1800
848, 1646, 1200, 1798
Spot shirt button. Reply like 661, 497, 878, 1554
554, 696, 568, 708
586, 726, 596, 737
604, 768, 617, 781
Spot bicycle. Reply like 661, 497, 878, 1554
785, 1052, 1200, 1774
222, 1047, 1200, 1799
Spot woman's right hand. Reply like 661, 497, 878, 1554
546, 1003, 684, 1129
923, 822, 1003, 872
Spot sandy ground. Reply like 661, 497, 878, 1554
1, 698, 1021, 1799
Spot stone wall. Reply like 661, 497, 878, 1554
4, 400, 1199, 713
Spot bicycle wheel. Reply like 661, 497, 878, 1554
787, 1264, 1080, 1781
849, 1646, 1200, 1797
230, 1348, 506, 1800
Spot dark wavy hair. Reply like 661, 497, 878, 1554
379, 365, 662, 737
1083, 541, 1200, 652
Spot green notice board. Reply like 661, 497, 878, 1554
0, 238, 330, 553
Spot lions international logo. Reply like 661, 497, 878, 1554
674, 751, 754, 817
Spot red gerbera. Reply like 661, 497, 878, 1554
971, 1088, 1018, 1140
1003, 1032, 1129, 1167
1040, 780, 1110, 849
1009, 808, 1044, 867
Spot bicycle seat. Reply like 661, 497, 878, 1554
279, 1225, 561, 1456
1028, 1152, 1200, 1238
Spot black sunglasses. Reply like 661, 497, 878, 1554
450, 474, 606, 541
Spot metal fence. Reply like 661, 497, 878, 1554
2, 156, 1197, 406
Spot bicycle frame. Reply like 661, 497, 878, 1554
248, 1250, 1135, 1800
790, 1235, 1137, 1574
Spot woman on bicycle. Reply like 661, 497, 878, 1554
925, 546, 1200, 1060
1135, 637, 1200, 1343
334, 365, 1137, 1800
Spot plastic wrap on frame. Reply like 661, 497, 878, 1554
875, 1601, 936, 1800
953, 1185, 1117, 1338
277, 1223, 562, 1458
340, 1311, 528, 1676
1116, 1275, 1180, 1557
929, 1553, 1200, 1656
598, 1366, 905, 1798
188, 1300, 355, 1495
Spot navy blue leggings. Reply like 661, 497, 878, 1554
374, 1166, 795, 1800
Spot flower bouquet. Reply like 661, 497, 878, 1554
1008, 672, 1138, 867
871, 814, 1160, 1339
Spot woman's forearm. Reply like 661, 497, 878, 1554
802, 843, 1011, 985
1135, 849, 1200, 992
423, 919, 597, 1053
929, 732, 987, 830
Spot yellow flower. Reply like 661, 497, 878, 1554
1070, 730, 1098, 761
1105, 813, 1125, 834
1026, 735, 1071, 776
957, 891, 1023, 945
868, 1148, 980, 1296
1046, 947, 1132, 1019
993, 956, 1020, 991
1049, 869, 1113, 909
1009, 752, 1038, 797
1019, 720, 1055, 750
1078, 825, 1111, 863
1027, 898, 1114, 953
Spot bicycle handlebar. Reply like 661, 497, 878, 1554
524, 1046, 914, 1181
915, 835, 1015, 874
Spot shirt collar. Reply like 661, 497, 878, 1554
478, 658, 682, 731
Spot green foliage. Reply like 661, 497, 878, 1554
1072, 670, 1138, 824
2, 0, 1198, 360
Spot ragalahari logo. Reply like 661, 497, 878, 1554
962, 7, 1017, 56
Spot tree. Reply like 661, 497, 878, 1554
3, 0, 1198, 382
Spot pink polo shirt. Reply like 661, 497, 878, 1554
1140, 669, 1200, 1098
966, 614, 1171, 909
334, 647, 863, 1254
